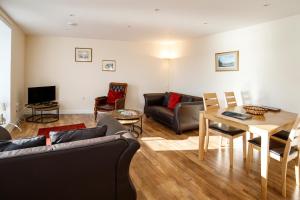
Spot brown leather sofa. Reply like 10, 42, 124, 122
144, 92, 203, 134
0, 115, 139, 200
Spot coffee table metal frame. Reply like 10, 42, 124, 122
112, 109, 143, 137
26, 103, 59, 123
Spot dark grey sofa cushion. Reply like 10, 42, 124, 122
0, 126, 12, 141
0, 136, 46, 152
97, 114, 126, 136
50, 125, 107, 145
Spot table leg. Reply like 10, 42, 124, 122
260, 131, 270, 200
140, 116, 143, 134
199, 111, 206, 160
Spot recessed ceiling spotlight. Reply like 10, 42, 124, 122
203, 22, 208, 25
263, 3, 271, 7
67, 21, 77, 26
69, 14, 75, 17
154, 8, 160, 12
127, 25, 132, 28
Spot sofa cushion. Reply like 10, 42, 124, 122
162, 92, 170, 106
148, 106, 174, 124
50, 125, 107, 145
0, 136, 46, 152
181, 95, 193, 102
0, 126, 12, 141
97, 114, 126, 136
168, 92, 181, 110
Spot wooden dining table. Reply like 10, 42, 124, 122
198, 106, 297, 200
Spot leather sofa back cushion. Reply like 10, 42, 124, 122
50, 125, 107, 145
162, 92, 170, 106
0, 136, 46, 152
168, 92, 182, 110
181, 95, 193, 102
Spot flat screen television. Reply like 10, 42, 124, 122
28, 86, 56, 104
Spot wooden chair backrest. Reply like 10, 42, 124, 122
225, 92, 237, 107
283, 115, 300, 158
203, 93, 220, 111
109, 82, 128, 97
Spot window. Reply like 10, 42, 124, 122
0, 19, 12, 124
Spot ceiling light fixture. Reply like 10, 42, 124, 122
67, 22, 77, 26
263, 3, 271, 7
127, 25, 131, 28
154, 8, 160, 12
203, 22, 208, 25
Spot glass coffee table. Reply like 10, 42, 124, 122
111, 109, 143, 138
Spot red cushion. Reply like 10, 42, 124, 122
168, 92, 181, 110
107, 90, 124, 104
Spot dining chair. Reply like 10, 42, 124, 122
246, 115, 300, 197
203, 93, 247, 168
225, 92, 237, 107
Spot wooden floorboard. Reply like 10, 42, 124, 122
12, 114, 300, 200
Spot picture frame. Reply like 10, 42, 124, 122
75, 48, 92, 62
102, 60, 116, 72
215, 51, 239, 72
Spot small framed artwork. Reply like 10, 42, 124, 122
215, 51, 239, 72
102, 60, 116, 72
75, 48, 92, 62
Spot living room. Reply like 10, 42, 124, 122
0, 1, 300, 200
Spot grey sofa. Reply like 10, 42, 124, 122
0, 115, 139, 200
144, 92, 204, 134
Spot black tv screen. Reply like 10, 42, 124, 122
28, 86, 56, 104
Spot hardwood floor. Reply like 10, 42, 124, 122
12, 114, 300, 200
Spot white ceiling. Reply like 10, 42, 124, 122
0, 0, 300, 41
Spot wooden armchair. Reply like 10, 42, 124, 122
94, 82, 128, 121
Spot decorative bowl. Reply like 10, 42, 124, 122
243, 105, 268, 115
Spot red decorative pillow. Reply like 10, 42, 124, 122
107, 90, 124, 104
168, 92, 181, 110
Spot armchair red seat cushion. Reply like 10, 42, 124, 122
107, 90, 124, 104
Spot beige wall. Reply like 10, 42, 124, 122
170, 15, 300, 113
0, 9, 25, 124
25, 36, 169, 113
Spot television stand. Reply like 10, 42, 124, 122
26, 102, 59, 123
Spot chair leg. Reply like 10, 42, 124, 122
204, 120, 209, 152
281, 161, 288, 197
243, 133, 247, 160
246, 143, 253, 174
295, 152, 300, 186
229, 138, 234, 168
205, 130, 209, 152
219, 136, 223, 149
94, 109, 98, 122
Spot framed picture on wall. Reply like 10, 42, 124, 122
215, 51, 239, 71
75, 48, 92, 62
102, 60, 116, 72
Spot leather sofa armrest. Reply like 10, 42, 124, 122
143, 93, 165, 107
115, 97, 126, 109
95, 96, 107, 106
173, 101, 204, 133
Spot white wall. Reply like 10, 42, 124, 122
25, 36, 169, 113
0, 9, 25, 124
170, 15, 300, 113
0, 19, 11, 122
